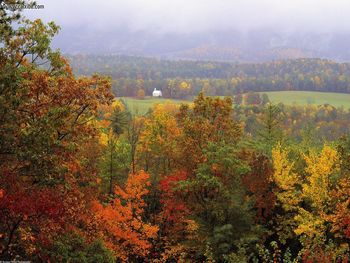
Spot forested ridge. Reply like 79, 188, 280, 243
69, 54, 350, 97
3, 4, 350, 263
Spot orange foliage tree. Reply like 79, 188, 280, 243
92, 170, 158, 261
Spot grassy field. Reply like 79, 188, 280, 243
119, 97, 189, 114
261, 91, 350, 108
119, 91, 350, 114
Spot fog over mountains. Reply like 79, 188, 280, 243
27, 0, 350, 62
51, 29, 350, 62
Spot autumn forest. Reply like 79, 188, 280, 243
3, 2, 350, 263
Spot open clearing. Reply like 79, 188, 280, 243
261, 91, 350, 108
118, 97, 188, 114
118, 91, 350, 114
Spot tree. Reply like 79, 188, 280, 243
243, 153, 276, 223
0, 10, 113, 260
178, 142, 257, 261
99, 101, 132, 193
233, 93, 243, 105
245, 92, 262, 105
99, 130, 131, 194
110, 100, 130, 136
135, 78, 145, 97
177, 92, 242, 170
45, 233, 114, 263
127, 115, 144, 173
136, 89, 146, 99
326, 136, 350, 243
92, 171, 158, 261
0, 182, 64, 259
271, 144, 301, 244
261, 93, 270, 105
256, 103, 283, 154
294, 146, 340, 252
139, 103, 181, 175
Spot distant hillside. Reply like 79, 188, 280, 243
55, 29, 350, 62
164, 45, 315, 62
69, 55, 350, 80
68, 55, 350, 98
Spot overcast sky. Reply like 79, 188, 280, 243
25, 0, 350, 34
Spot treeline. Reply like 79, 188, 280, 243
69, 54, 350, 97
236, 103, 350, 143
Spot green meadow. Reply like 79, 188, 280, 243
261, 91, 350, 108
118, 91, 350, 114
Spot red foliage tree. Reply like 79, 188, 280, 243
243, 153, 276, 223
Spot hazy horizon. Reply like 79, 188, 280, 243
26, 0, 350, 34
23, 0, 350, 62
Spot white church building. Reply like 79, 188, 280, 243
152, 88, 162, 97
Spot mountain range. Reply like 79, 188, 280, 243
54, 28, 350, 62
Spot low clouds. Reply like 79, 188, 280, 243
25, 0, 350, 34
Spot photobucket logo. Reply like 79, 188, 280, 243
1, 1, 45, 11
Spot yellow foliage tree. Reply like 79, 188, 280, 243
272, 143, 301, 244
179, 81, 190, 90
139, 103, 182, 175
272, 144, 300, 211
295, 146, 339, 246
272, 144, 347, 258
136, 89, 146, 100
302, 145, 339, 210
